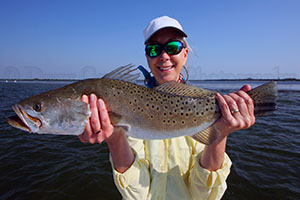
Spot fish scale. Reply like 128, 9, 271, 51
8, 65, 277, 145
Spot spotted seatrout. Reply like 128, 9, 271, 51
8, 65, 277, 145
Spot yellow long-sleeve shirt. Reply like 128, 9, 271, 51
110, 136, 232, 200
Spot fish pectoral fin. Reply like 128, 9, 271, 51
108, 111, 123, 124
154, 81, 216, 98
108, 111, 130, 132
191, 125, 221, 145
114, 124, 131, 132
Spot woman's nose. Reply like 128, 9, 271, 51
159, 50, 170, 61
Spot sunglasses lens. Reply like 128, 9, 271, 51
145, 41, 184, 58
165, 41, 183, 55
146, 44, 161, 58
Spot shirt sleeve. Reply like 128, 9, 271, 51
188, 152, 232, 200
110, 138, 151, 200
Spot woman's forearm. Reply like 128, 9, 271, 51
106, 129, 135, 173
200, 135, 227, 171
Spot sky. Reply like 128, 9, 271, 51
0, 0, 299, 79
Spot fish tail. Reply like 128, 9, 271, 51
247, 81, 278, 116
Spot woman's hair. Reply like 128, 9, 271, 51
182, 37, 190, 82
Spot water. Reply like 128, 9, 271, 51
0, 80, 299, 200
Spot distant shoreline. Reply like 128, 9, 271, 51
1, 78, 299, 82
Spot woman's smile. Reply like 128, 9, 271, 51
157, 65, 174, 72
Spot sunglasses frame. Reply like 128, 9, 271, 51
145, 40, 186, 58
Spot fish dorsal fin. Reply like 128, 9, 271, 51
154, 81, 216, 98
102, 64, 140, 82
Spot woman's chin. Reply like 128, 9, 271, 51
157, 76, 178, 84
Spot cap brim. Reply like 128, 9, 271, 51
144, 27, 187, 44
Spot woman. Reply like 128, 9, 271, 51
79, 16, 255, 200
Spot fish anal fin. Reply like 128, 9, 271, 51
154, 81, 216, 98
191, 125, 221, 145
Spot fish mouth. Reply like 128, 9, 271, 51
8, 104, 41, 133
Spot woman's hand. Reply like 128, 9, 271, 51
214, 84, 256, 139
78, 94, 114, 144
200, 84, 256, 170
78, 94, 135, 172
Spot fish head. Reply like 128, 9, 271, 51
8, 94, 91, 135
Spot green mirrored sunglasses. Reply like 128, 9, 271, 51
145, 40, 185, 58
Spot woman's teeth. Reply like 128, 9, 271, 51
159, 66, 173, 71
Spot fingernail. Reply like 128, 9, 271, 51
98, 99, 103, 106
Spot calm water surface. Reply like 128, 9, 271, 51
0, 80, 299, 200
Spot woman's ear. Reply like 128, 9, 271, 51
183, 47, 189, 58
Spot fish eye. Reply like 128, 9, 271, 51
33, 103, 42, 112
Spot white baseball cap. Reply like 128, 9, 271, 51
143, 16, 187, 44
